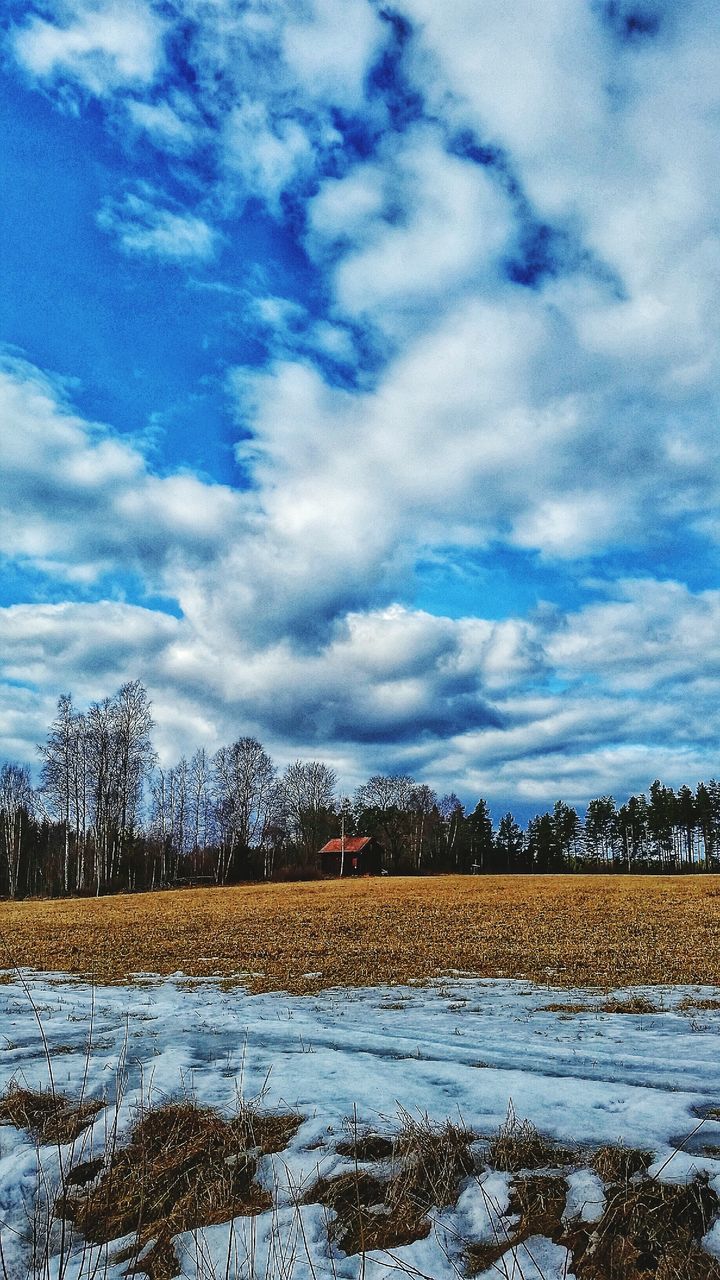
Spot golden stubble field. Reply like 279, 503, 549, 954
2, 875, 720, 992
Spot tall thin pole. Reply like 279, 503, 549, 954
340, 813, 345, 879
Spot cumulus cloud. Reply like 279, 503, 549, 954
5, 1, 720, 809
221, 100, 313, 213
280, 0, 385, 111
0, 357, 246, 585
5, 579, 720, 814
1, 359, 718, 803
546, 579, 720, 692
308, 128, 514, 334
12, 0, 166, 95
9, 0, 391, 227
230, 284, 720, 585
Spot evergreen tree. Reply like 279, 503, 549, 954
495, 812, 525, 872
468, 799, 494, 872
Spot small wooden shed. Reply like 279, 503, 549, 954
319, 836, 384, 877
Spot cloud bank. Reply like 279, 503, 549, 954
3, 0, 720, 811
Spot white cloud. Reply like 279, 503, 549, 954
6, 2, 720, 809
400, 0, 720, 396
0, 357, 246, 585
1, 360, 718, 801
281, 0, 385, 111
308, 165, 386, 246
230, 287, 716, 583
13, 0, 165, 95
320, 130, 514, 332
546, 579, 720, 693
222, 99, 313, 211
5, 580, 720, 814
126, 97, 199, 150
96, 192, 218, 261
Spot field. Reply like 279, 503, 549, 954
5, 876, 720, 1278
1, 873, 720, 990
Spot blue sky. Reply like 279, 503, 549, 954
2, 0, 720, 815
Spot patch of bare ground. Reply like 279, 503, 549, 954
467, 1119, 720, 1280
18, 1094, 720, 1279
467, 1174, 568, 1274
336, 1132, 395, 1161
57, 1098, 303, 1280
0, 1082, 104, 1144
564, 1171, 720, 1279
303, 1110, 475, 1255
542, 995, 660, 1015
3, 875, 720, 991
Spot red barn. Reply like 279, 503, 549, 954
319, 836, 384, 877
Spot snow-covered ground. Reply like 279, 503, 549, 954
2, 971, 720, 1278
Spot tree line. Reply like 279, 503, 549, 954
0, 681, 719, 897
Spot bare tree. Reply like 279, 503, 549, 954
189, 748, 213, 854
85, 682, 155, 892
355, 774, 415, 813
408, 783, 437, 872
0, 762, 34, 898
212, 738, 277, 883
438, 794, 465, 869
281, 760, 336, 862
38, 693, 88, 893
150, 755, 195, 883
354, 774, 416, 872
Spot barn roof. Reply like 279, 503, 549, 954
319, 836, 372, 854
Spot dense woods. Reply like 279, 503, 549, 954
1, 682, 720, 898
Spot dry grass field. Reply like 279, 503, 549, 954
1, 874, 720, 992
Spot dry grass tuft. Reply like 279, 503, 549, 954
305, 1109, 475, 1255
113, 1235, 181, 1280
542, 995, 659, 1015
4, 875, 720, 992
486, 1102, 576, 1173
467, 1115, 719, 1280
0, 1083, 104, 1144
565, 1171, 720, 1279
591, 1144, 653, 1185
58, 1098, 304, 1276
679, 996, 720, 1011
336, 1132, 394, 1161
467, 1170, 720, 1279
598, 996, 659, 1015
306, 1168, 415, 1254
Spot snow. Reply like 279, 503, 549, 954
2, 972, 720, 1277
474, 1236, 575, 1280
563, 1168, 605, 1224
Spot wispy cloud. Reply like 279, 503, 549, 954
96, 191, 218, 261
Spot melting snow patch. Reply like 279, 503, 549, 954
1, 972, 720, 1277
564, 1167, 606, 1223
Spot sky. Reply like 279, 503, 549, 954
2, 0, 720, 817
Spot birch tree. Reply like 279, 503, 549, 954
212, 738, 277, 883
281, 760, 336, 861
0, 763, 34, 898
38, 694, 87, 893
